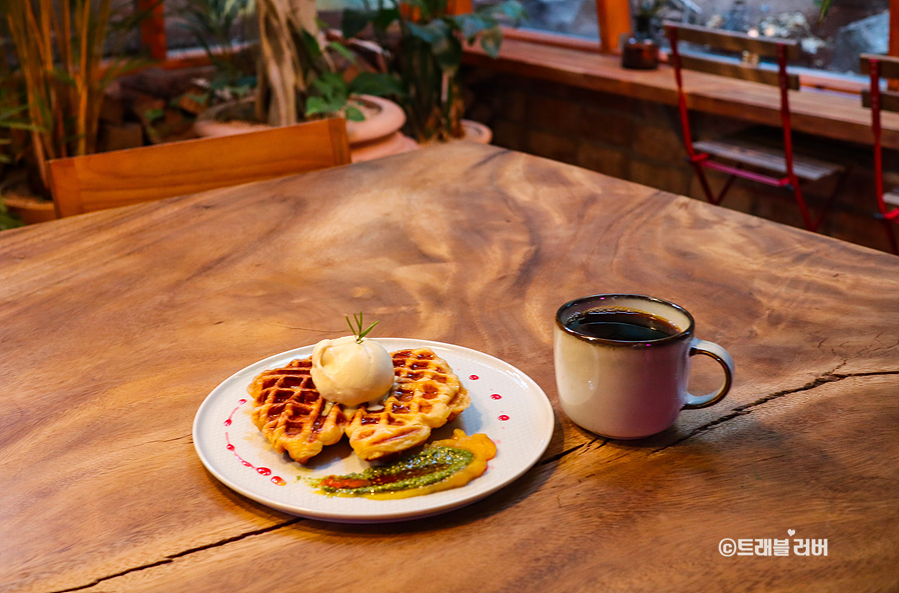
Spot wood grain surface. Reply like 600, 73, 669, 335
49, 117, 351, 217
1, 142, 897, 593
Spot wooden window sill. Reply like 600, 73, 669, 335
463, 36, 899, 150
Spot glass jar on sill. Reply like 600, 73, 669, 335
621, 15, 659, 70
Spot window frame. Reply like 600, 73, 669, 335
137, 0, 899, 94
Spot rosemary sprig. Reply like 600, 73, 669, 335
346, 312, 379, 344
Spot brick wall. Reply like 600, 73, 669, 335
463, 67, 897, 254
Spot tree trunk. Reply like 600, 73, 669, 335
256, 0, 319, 127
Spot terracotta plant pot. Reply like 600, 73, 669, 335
193, 95, 417, 163
417, 120, 493, 147
344, 96, 418, 162
461, 120, 492, 144
3, 194, 57, 225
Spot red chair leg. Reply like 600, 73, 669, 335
691, 163, 737, 206
790, 182, 817, 231
714, 171, 739, 205
807, 168, 850, 233
692, 162, 717, 203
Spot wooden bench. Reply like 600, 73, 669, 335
691, 139, 844, 182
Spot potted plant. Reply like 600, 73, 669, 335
0, 85, 44, 228
177, 0, 259, 108
186, 0, 411, 160
0, 0, 145, 220
341, 0, 525, 143
621, 0, 667, 70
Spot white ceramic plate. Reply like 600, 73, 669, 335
193, 338, 555, 523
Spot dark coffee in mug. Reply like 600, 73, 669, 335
555, 294, 735, 439
565, 307, 680, 341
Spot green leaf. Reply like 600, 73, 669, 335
300, 29, 323, 60
407, 20, 449, 45
0, 103, 29, 120
306, 85, 349, 117
430, 24, 464, 71
328, 41, 357, 64
305, 96, 332, 117
456, 14, 491, 41
312, 71, 350, 102
0, 102, 43, 132
0, 121, 43, 132
342, 8, 375, 39
236, 75, 258, 88
0, 199, 24, 230
348, 72, 405, 97
346, 312, 379, 342
143, 108, 166, 122
372, 7, 401, 32
345, 106, 365, 122
50, 69, 77, 87
499, 0, 526, 23
480, 27, 503, 58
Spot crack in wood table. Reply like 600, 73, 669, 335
1, 142, 897, 592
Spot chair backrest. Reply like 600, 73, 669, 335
859, 54, 899, 222
664, 22, 802, 182
663, 22, 800, 89
861, 54, 899, 113
49, 116, 351, 217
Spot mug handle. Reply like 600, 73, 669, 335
683, 338, 735, 409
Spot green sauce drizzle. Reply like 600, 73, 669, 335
316, 446, 475, 496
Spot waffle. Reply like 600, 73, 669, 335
248, 358, 348, 464
345, 348, 470, 461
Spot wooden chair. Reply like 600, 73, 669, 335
49, 117, 351, 217
664, 22, 846, 232
860, 54, 899, 254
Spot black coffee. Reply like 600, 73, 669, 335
566, 308, 680, 341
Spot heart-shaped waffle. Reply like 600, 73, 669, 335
248, 358, 348, 464
345, 348, 470, 461
248, 347, 469, 464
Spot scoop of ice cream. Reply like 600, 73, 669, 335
311, 335, 394, 407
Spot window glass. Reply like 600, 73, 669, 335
108, 0, 142, 55
165, 0, 258, 53
665, 0, 889, 76
475, 0, 600, 40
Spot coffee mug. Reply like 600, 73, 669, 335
554, 294, 734, 439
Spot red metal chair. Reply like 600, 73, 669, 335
861, 53, 899, 254
665, 22, 845, 232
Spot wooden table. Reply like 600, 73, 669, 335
2, 142, 897, 592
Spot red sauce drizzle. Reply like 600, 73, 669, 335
225, 415, 285, 486
498, 415, 510, 421
469, 374, 479, 380
226, 435, 254, 467
491, 393, 502, 400
224, 399, 247, 427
